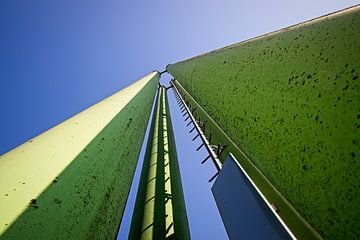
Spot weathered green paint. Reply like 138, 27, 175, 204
168, 6, 360, 240
165, 89, 190, 240
129, 88, 190, 239
0, 72, 159, 239
172, 80, 319, 240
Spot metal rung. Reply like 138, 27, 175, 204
201, 155, 211, 164
208, 171, 219, 182
196, 142, 205, 151
171, 80, 223, 177
192, 134, 200, 141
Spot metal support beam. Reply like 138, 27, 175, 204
0, 72, 160, 239
129, 87, 190, 239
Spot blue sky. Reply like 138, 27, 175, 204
0, 1, 358, 154
1, 1, 359, 239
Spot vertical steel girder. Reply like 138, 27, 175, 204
129, 87, 190, 240
0, 72, 159, 239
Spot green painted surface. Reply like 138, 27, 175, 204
128, 89, 160, 240
168, 7, 360, 240
129, 88, 190, 239
172, 80, 319, 240
0, 74, 158, 240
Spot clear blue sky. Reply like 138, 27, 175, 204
0, 0, 358, 154
1, 1, 359, 239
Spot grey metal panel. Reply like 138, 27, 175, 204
212, 154, 294, 240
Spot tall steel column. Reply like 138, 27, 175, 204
129, 87, 190, 239
167, 6, 360, 240
0, 72, 159, 239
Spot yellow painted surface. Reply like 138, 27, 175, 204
0, 71, 159, 234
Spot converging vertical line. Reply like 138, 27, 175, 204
162, 89, 175, 238
140, 88, 162, 239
